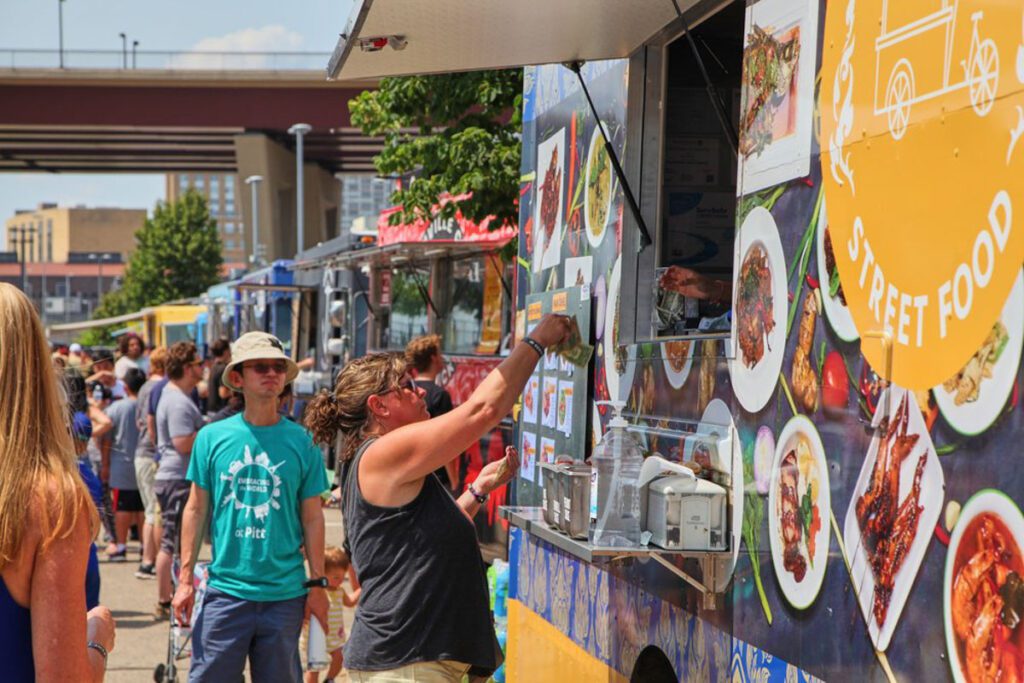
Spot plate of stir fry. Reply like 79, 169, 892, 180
933, 269, 1024, 437
729, 207, 787, 413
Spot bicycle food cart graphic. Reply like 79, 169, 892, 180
875, 0, 999, 139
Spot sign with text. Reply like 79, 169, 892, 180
820, 0, 1024, 388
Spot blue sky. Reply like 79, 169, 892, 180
0, 0, 355, 222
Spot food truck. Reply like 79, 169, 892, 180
291, 200, 518, 547
329, 0, 1024, 681
198, 280, 243, 353
48, 302, 208, 349
231, 259, 304, 356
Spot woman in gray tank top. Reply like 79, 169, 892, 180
304, 313, 570, 682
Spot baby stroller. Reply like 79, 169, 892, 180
153, 559, 208, 683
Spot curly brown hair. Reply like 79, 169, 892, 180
165, 341, 198, 380
117, 332, 142, 357
404, 334, 442, 374
303, 353, 409, 461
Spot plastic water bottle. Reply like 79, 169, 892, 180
486, 562, 497, 612
589, 401, 643, 547
493, 627, 507, 683
494, 560, 509, 625
306, 617, 329, 671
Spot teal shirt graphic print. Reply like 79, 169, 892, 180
187, 414, 329, 602
224, 445, 282, 525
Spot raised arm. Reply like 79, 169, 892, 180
364, 314, 569, 485
89, 404, 113, 441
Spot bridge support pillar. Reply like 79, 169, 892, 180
234, 133, 340, 262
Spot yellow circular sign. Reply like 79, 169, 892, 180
820, 0, 1024, 389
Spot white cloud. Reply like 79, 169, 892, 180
191, 25, 304, 53
168, 25, 306, 70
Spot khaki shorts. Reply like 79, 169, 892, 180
348, 660, 470, 683
134, 458, 158, 525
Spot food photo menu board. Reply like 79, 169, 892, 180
518, 286, 591, 483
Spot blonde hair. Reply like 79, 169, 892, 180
148, 346, 168, 375
324, 545, 350, 572
405, 334, 442, 373
304, 352, 409, 460
0, 284, 95, 570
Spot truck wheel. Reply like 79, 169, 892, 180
886, 61, 914, 141
969, 39, 999, 116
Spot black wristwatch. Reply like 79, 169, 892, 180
303, 577, 328, 589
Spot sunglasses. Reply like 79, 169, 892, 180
378, 377, 417, 397
244, 361, 289, 375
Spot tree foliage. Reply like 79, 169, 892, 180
349, 70, 523, 229
95, 190, 223, 319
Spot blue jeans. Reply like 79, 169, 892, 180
189, 586, 305, 683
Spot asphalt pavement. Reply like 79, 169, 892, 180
99, 506, 353, 683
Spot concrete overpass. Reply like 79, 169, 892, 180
0, 55, 390, 258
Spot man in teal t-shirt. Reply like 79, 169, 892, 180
172, 332, 328, 683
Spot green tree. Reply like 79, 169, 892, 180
349, 70, 523, 230
95, 190, 223, 319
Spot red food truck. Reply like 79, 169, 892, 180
291, 195, 518, 553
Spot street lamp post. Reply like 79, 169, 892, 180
57, 0, 65, 68
11, 226, 36, 296
245, 175, 264, 268
39, 217, 50, 324
288, 123, 312, 256
64, 274, 71, 324
11, 228, 23, 292
132, 40, 138, 68
119, 32, 126, 68
333, 171, 349, 245
88, 252, 112, 301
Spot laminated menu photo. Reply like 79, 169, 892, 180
541, 377, 558, 429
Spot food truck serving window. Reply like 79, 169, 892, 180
623, 3, 744, 346
656, 7, 742, 339
442, 254, 511, 355
443, 257, 485, 355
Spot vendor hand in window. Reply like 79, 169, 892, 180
658, 266, 731, 305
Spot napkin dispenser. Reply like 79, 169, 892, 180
639, 456, 728, 552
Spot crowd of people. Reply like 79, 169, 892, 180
2, 277, 571, 682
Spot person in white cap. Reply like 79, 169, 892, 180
68, 342, 86, 376
173, 332, 329, 683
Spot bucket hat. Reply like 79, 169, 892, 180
222, 332, 298, 392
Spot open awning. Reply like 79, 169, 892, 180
299, 239, 510, 271
47, 309, 148, 334
327, 0, 684, 80
231, 283, 316, 294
